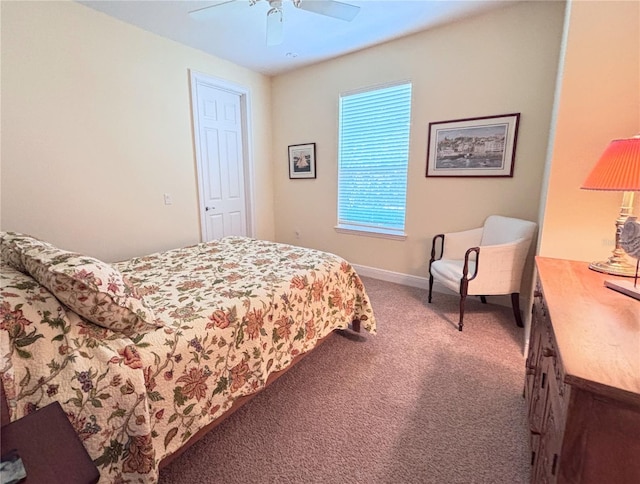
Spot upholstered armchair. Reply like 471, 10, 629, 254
428, 215, 537, 331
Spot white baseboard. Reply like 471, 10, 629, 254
351, 263, 456, 295
352, 262, 530, 355
352, 263, 517, 306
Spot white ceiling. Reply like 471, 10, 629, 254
78, 0, 516, 76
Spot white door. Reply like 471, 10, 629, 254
191, 72, 252, 241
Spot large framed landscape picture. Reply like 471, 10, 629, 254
426, 113, 520, 177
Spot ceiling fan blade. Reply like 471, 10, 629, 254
189, 1, 238, 21
266, 8, 284, 46
295, 0, 360, 21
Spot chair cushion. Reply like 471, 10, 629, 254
480, 215, 537, 246
430, 259, 477, 293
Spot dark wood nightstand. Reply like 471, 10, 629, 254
0, 401, 100, 484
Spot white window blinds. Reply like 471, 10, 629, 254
338, 82, 412, 236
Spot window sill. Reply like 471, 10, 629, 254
334, 224, 407, 241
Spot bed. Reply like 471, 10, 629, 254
0, 232, 376, 483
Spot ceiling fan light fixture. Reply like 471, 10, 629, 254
189, 0, 360, 47
294, 0, 360, 21
266, 4, 284, 46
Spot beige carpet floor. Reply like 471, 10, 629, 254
159, 276, 530, 483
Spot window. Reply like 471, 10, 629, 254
337, 82, 412, 239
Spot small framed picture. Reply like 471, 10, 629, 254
288, 143, 316, 179
426, 113, 520, 177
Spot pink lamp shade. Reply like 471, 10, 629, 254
582, 136, 640, 191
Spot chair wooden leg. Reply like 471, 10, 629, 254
480, 296, 487, 304
428, 273, 434, 303
458, 280, 468, 331
511, 292, 524, 328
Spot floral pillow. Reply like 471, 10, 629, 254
18, 241, 162, 336
0, 231, 40, 273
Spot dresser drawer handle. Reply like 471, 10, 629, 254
542, 347, 556, 358
552, 453, 559, 475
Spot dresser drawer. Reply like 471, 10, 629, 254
535, 371, 565, 483
526, 293, 549, 436
541, 325, 569, 409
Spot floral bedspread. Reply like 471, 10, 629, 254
1, 237, 376, 483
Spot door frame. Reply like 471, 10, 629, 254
189, 69, 255, 241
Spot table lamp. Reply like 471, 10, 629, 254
581, 135, 640, 277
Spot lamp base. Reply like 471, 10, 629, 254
604, 279, 640, 300
589, 259, 637, 277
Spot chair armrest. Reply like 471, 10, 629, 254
441, 227, 483, 260
463, 247, 481, 281
430, 234, 445, 263
468, 238, 531, 294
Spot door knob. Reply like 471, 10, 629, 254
205, 206, 215, 211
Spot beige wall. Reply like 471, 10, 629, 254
272, 1, 565, 284
1, 1, 275, 262
7, 0, 629, 277
539, 0, 640, 261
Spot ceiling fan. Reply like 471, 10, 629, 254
189, 0, 361, 47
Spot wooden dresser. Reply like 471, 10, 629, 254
525, 257, 640, 483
